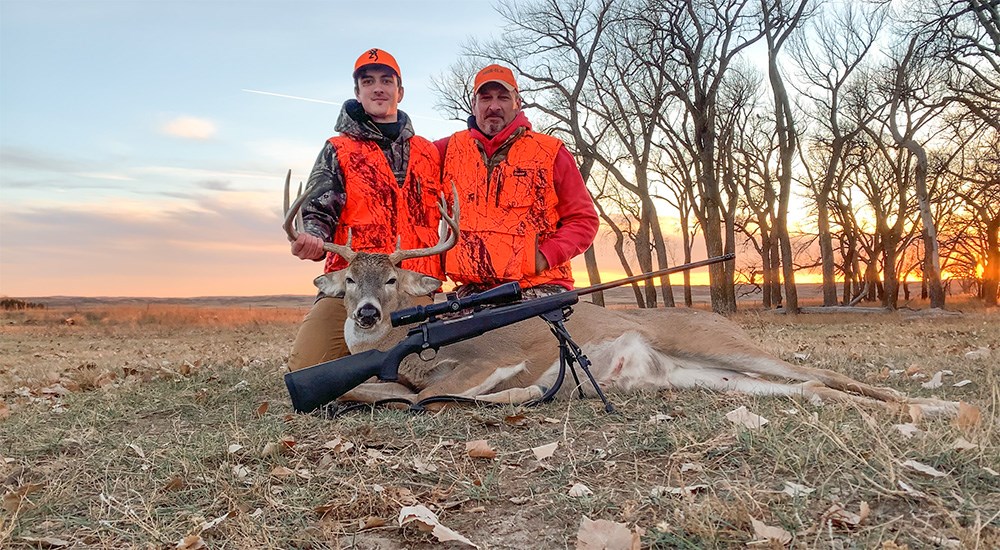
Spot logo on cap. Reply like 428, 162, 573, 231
368, 49, 379, 61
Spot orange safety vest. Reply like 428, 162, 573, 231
324, 135, 445, 280
442, 130, 574, 288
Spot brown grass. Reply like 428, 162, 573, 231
1, 299, 997, 549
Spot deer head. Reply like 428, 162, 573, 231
284, 171, 460, 351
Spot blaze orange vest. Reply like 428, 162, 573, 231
324, 135, 445, 280
442, 130, 573, 288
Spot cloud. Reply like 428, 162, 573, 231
162, 116, 217, 140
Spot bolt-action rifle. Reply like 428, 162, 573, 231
284, 253, 735, 413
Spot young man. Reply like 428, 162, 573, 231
287, 48, 444, 372
435, 64, 598, 298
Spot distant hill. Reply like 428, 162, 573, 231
12, 284, 833, 309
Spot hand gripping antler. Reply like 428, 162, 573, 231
283, 170, 458, 266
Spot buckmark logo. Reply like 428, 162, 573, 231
368, 49, 379, 61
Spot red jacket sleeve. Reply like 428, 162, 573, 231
537, 145, 599, 268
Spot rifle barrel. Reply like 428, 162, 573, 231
575, 253, 735, 297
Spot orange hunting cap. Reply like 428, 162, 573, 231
353, 48, 401, 79
473, 64, 518, 93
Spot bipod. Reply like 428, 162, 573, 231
533, 305, 615, 413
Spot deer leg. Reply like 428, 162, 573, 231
415, 361, 531, 402
473, 385, 546, 405
720, 355, 907, 403
340, 381, 418, 405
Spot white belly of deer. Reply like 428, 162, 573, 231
535, 331, 804, 398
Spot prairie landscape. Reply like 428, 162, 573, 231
1, 293, 997, 549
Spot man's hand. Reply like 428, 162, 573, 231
291, 233, 326, 260
535, 250, 549, 274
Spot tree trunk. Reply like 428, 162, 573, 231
583, 245, 604, 307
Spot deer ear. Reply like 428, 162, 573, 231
313, 271, 346, 296
398, 269, 442, 296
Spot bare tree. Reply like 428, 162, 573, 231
791, 1, 887, 306
647, 0, 767, 314
883, 31, 950, 308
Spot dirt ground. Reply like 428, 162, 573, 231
1, 297, 997, 549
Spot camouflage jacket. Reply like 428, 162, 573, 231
300, 100, 416, 243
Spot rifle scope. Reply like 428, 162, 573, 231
390, 282, 522, 327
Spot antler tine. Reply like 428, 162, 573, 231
388, 182, 460, 266
322, 229, 358, 264
282, 170, 308, 242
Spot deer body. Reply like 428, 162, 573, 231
285, 175, 962, 417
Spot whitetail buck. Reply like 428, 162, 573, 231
283, 175, 963, 417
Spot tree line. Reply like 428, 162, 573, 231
433, 0, 999, 313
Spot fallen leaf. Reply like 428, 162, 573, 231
270, 466, 296, 478
198, 511, 231, 533
576, 516, 641, 550
894, 423, 921, 438
398, 504, 478, 548
823, 501, 869, 528
532, 442, 558, 461
921, 371, 944, 389
3, 482, 45, 513
950, 437, 978, 451
984, 467, 998, 477
569, 483, 594, 498
504, 414, 529, 426
162, 476, 185, 492
0, 401, 10, 421
929, 536, 961, 549
255, 401, 269, 417
465, 439, 496, 459
680, 462, 702, 472
227, 443, 244, 454
898, 480, 929, 499
175, 534, 206, 550
509, 496, 531, 505
127, 443, 145, 459
726, 406, 769, 430
649, 484, 708, 498
952, 402, 981, 430
952, 380, 972, 387
902, 459, 948, 477
781, 481, 815, 497
964, 347, 990, 360
750, 518, 793, 545
19, 536, 72, 548
648, 413, 675, 423
322, 436, 354, 453
359, 516, 386, 530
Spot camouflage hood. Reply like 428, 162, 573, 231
335, 99, 415, 144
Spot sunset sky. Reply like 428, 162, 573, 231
1, 0, 724, 298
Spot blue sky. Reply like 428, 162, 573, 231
0, 0, 498, 297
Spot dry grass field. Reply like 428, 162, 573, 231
1, 297, 997, 549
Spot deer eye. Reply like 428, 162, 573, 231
385, 278, 397, 286
345, 277, 356, 285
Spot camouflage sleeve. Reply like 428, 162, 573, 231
301, 141, 347, 243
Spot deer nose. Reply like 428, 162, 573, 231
356, 304, 381, 328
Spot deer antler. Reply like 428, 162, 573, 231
283, 172, 457, 266
387, 182, 460, 266
282, 169, 306, 242
283, 170, 359, 263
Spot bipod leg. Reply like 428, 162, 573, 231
542, 311, 614, 413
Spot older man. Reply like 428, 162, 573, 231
435, 64, 598, 298
287, 48, 444, 372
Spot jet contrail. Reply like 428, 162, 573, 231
242, 89, 341, 105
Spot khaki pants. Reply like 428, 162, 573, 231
287, 294, 434, 372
